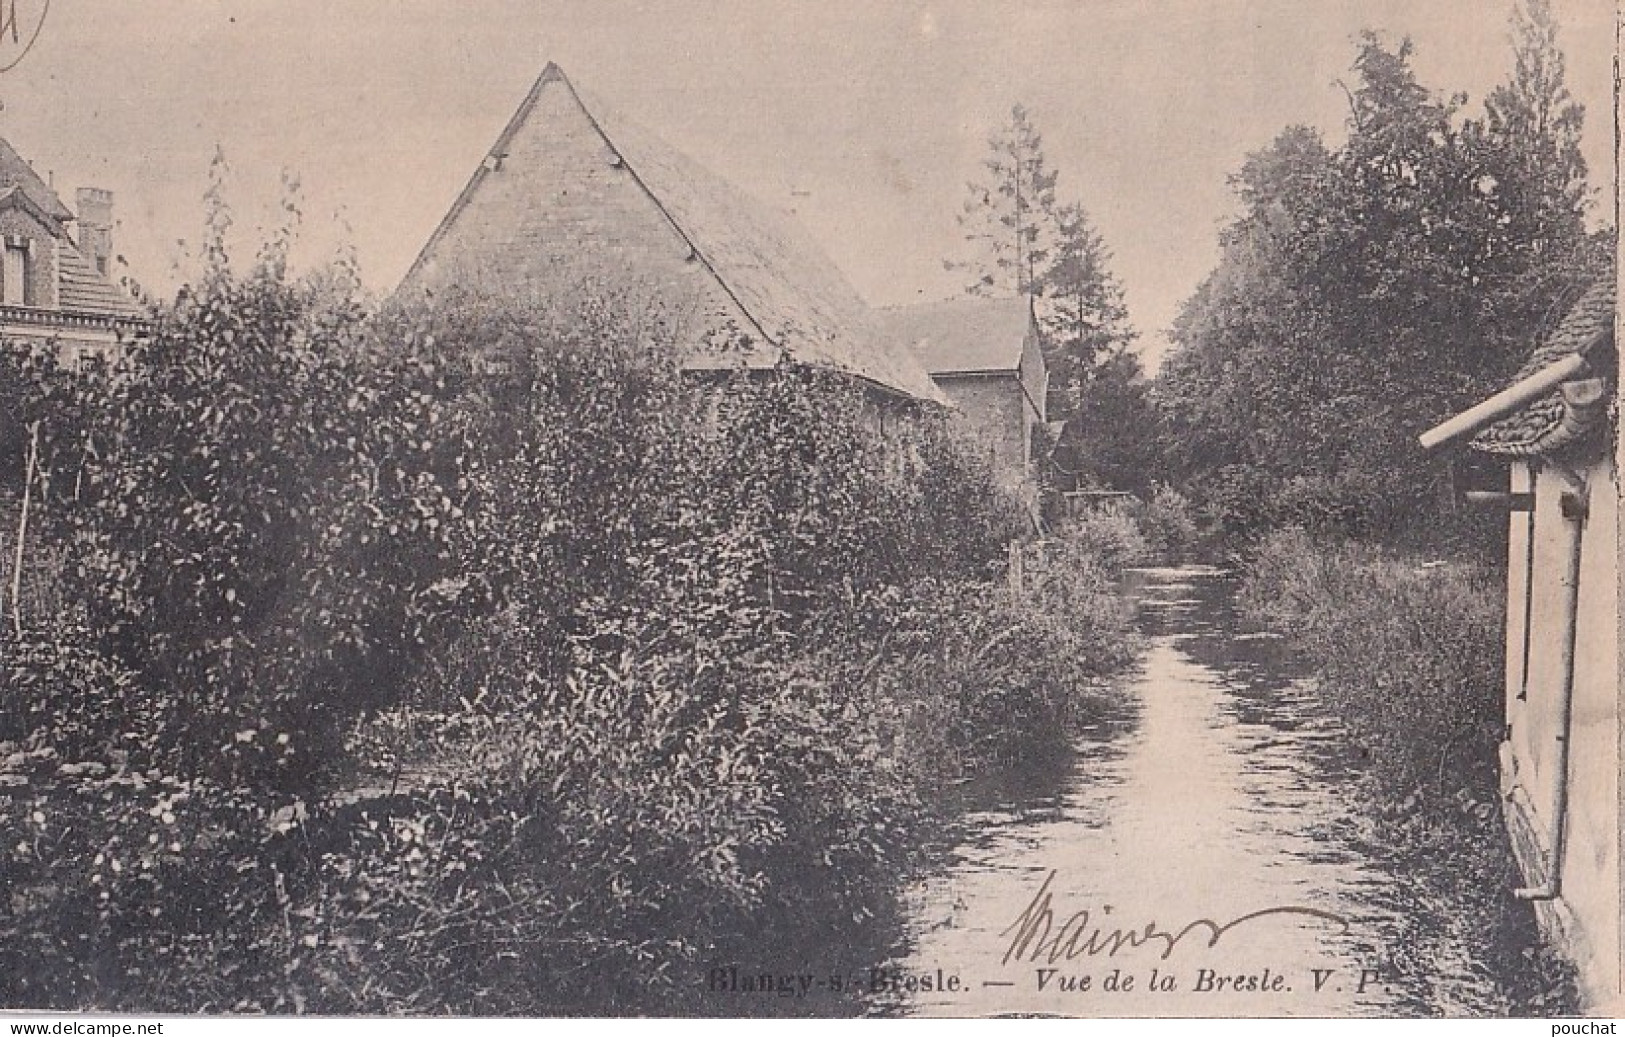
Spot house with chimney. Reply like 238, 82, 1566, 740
1419, 277, 1619, 1012
874, 297, 1048, 489
0, 137, 147, 359
397, 62, 943, 408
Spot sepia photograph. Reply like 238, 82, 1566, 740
0, 0, 1618, 1022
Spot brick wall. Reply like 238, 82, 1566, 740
936, 374, 1027, 488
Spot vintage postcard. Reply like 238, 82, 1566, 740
0, 0, 1618, 1022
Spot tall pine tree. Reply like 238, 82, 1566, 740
948, 105, 1143, 492
946, 104, 1058, 296
1042, 201, 1133, 408
1041, 201, 1143, 490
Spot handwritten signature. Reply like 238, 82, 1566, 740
1001, 870, 1349, 965
0, 0, 49, 74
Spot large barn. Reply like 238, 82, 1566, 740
398, 62, 942, 408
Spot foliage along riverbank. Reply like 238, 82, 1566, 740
0, 247, 1140, 1014
1239, 530, 1578, 1015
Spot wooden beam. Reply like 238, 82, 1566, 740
1463, 490, 1534, 512
1419, 353, 1590, 451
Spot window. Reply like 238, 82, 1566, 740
2, 242, 25, 304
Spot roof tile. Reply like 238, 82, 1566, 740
57, 241, 144, 319
0, 137, 72, 221
1472, 278, 1615, 457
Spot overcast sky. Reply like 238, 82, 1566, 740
0, 0, 1614, 365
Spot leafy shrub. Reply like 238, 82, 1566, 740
1239, 527, 1503, 796
0, 750, 316, 1011
0, 490, 71, 625
1133, 483, 1200, 561
12, 258, 412, 786
909, 419, 1029, 578
318, 566, 1135, 1012
1048, 503, 1151, 574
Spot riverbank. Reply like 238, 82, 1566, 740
1238, 530, 1579, 1015
870, 562, 1587, 1017
0, 555, 1141, 1015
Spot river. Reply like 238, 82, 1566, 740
868, 564, 1486, 1018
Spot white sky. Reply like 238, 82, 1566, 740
0, 0, 1614, 366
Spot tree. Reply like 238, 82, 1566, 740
947, 103, 1058, 296
1464, 0, 1603, 361
947, 105, 1145, 493
1155, 125, 1338, 491
1052, 348, 1162, 497
1040, 200, 1134, 420
1156, 19, 1606, 549
1481, 0, 1589, 247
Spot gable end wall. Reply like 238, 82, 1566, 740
936, 374, 1027, 488
401, 80, 748, 341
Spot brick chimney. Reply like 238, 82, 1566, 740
75, 187, 114, 276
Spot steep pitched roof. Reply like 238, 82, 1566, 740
57, 241, 144, 318
402, 63, 943, 403
874, 297, 1034, 375
0, 136, 144, 325
1471, 278, 1615, 457
0, 137, 71, 222
0, 185, 63, 229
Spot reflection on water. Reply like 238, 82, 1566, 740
872, 566, 1454, 1018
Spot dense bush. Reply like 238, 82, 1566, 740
1153, 22, 1609, 554
0, 256, 466, 787
1047, 503, 1152, 573
1105, 484, 1199, 562
0, 255, 1134, 1013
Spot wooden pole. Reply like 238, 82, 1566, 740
10, 421, 38, 638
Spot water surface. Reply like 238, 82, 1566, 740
873, 566, 1445, 1017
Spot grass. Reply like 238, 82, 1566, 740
1239, 528, 1578, 1015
